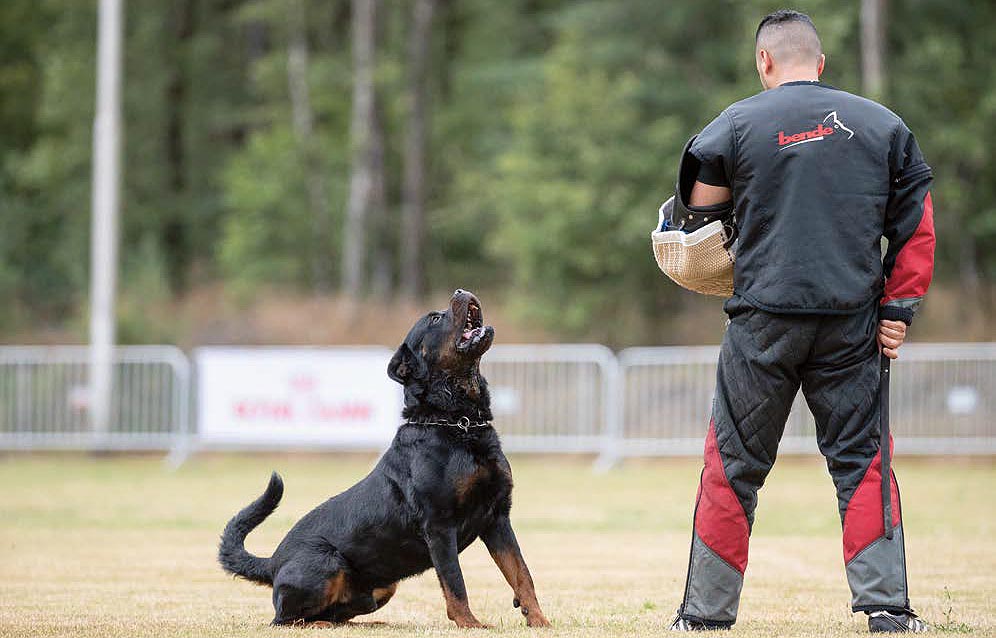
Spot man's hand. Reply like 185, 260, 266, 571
878, 319, 907, 359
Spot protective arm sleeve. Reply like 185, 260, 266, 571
880, 125, 935, 326
689, 111, 736, 189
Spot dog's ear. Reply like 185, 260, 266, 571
388, 343, 419, 385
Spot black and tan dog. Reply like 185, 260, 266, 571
218, 289, 550, 628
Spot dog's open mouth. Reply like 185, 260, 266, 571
457, 299, 485, 352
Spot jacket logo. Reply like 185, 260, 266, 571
823, 110, 854, 139
777, 111, 854, 150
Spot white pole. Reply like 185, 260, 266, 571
89, 0, 123, 441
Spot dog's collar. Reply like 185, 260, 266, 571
404, 415, 493, 433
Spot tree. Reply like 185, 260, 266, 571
0, 0, 992, 341
860, 0, 887, 100
287, 0, 333, 292
343, 0, 387, 300
400, 0, 437, 301
218, 0, 352, 299
887, 0, 996, 315
478, 0, 744, 343
162, 0, 198, 292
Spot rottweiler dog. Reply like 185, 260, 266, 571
218, 289, 550, 629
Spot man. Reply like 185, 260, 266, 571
668, 10, 934, 633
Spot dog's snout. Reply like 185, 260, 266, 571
454, 288, 465, 297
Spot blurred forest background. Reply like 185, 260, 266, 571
0, 0, 993, 347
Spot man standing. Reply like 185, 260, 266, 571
668, 10, 934, 633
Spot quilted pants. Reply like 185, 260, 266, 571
677, 296, 912, 626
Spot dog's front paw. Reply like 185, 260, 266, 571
519, 605, 551, 628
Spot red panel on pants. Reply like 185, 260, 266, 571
843, 438, 901, 563
695, 421, 750, 573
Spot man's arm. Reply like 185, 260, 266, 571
879, 126, 935, 359
686, 110, 735, 209
689, 181, 732, 207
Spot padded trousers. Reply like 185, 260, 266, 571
677, 296, 912, 625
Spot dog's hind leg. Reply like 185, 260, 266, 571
315, 582, 396, 624
272, 582, 329, 626
372, 582, 398, 610
482, 516, 551, 627
326, 590, 376, 623
271, 559, 352, 626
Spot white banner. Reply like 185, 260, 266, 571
196, 347, 402, 448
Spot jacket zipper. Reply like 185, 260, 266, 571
894, 163, 932, 187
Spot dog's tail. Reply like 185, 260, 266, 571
218, 471, 283, 586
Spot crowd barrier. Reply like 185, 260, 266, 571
0, 343, 992, 465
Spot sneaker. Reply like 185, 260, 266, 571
868, 610, 929, 633
669, 611, 732, 631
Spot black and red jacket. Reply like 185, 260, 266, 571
690, 81, 935, 324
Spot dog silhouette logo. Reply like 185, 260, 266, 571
823, 111, 854, 139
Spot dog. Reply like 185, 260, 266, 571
218, 289, 550, 629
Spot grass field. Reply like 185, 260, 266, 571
1, 453, 993, 637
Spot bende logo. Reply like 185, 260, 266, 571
777, 110, 854, 150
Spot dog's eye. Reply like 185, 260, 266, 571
430, 315, 442, 325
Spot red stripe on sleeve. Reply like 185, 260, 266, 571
882, 192, 935, 305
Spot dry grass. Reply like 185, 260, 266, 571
0, 453, 992, 638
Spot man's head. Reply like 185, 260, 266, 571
755, 9, 824, 89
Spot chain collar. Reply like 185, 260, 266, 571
404, 415, 493, 433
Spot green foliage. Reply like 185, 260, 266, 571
219, 127, 312, 297
1, 0, 94, 320
217, 0, 353, 297
476, 0, 746, 341
486, 30, 683, 338
0, 1, 48, 151
116, 235, 174, 344
0, 0, 993, 340
887, 0, 996, 282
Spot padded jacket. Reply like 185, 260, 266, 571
689, 81, 934, 324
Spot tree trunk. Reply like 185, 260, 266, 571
955, 170, 982, 322
287, 0, 332, 293
164, 0, 197, 292
860, 0, 887, 99
401, 0, 436, 301
343, 0, 387, 300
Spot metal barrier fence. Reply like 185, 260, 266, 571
618, 346, 819, 458
616, 343, 996, 459
0, 343, 992, 462
0, 346, 190, 451
482, 345, 618, 454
